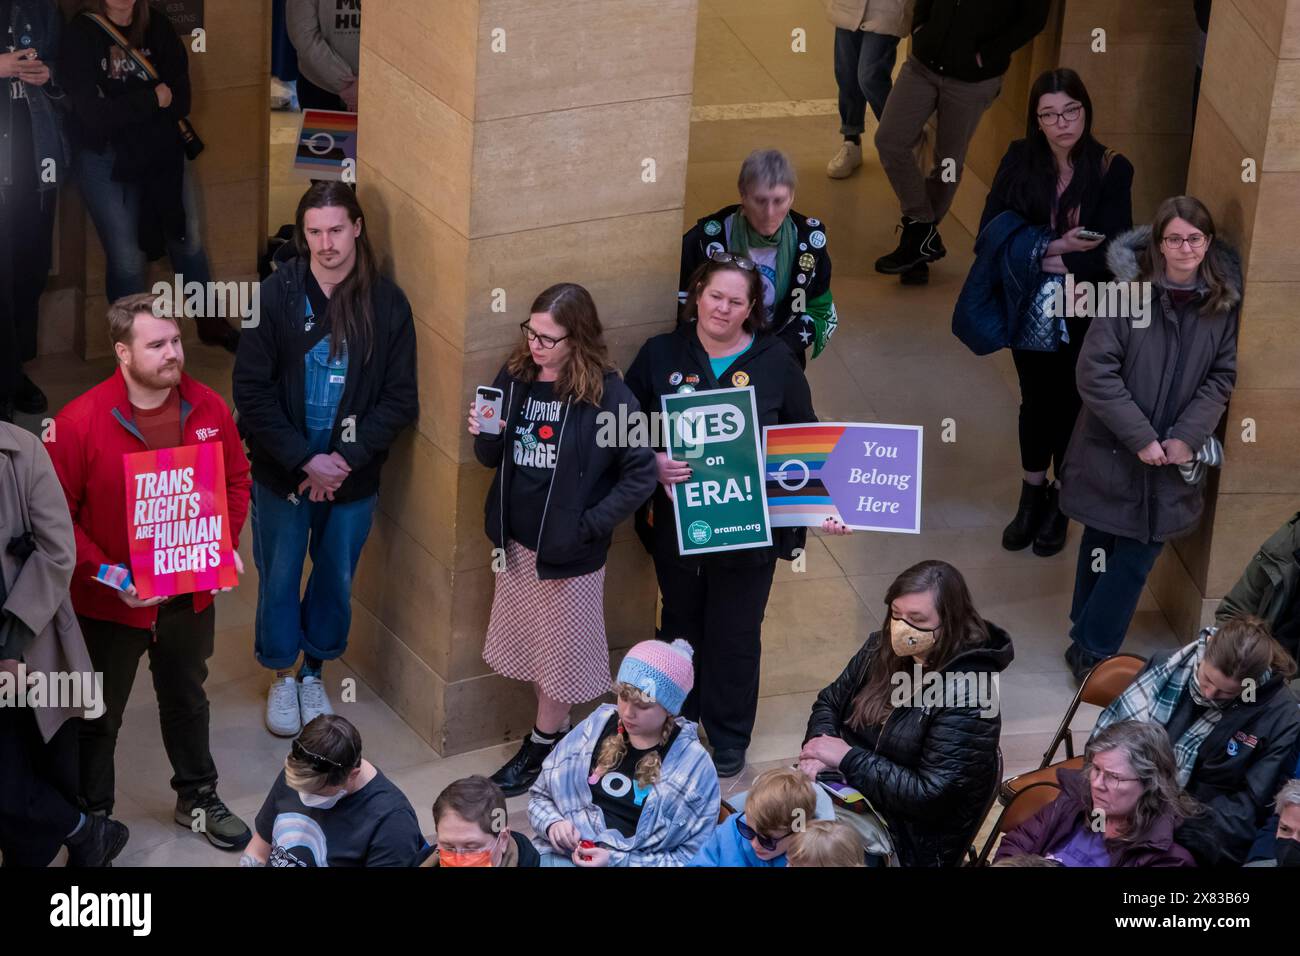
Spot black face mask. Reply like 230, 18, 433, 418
1275, 837, 1300, 867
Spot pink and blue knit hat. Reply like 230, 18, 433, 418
617, 639, 695, 715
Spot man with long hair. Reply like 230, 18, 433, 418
234, 181, 418, 739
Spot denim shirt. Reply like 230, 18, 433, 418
1, 0, 67, 194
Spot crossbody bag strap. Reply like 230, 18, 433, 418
82, 11, 163, 80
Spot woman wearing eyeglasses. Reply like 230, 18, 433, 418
995, 720, 1197, 867
1059, 195, 1240, 681
978, 69, 1134, 560
241, 714, 424, 867
467, 283, 656, 797
626, 254, 846, 780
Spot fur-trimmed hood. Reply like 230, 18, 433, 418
1105, 225, 1243, 313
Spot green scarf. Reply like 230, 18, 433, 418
728, 210, 797, 305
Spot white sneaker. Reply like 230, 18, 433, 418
298, 675, 334, 727
827, 140, 863, 179
266, 677, 302, 737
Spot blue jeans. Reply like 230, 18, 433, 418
75, 146, 211, 302
834, 28, 901, 134
1069, 526, 1165, 659
250, 480, 378, 670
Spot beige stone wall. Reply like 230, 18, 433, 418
351, 0, 699, 755
1058, 1, 1202, 223
1148, 0, 1300, 638
68, 1, 271, 358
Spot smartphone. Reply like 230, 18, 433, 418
475, 385, 504, 435
1076, 229, 1105, 242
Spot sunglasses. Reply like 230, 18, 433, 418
708, 250, 756, 271
291, 737, 359, 774
735, 814, 793, 851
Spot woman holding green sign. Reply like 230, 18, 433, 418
626, 254, 848, 779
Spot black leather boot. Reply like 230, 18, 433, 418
874, 217, 945, 274
1001, 480, 1049, 551
490, 734, 558, 797
1033, 482, 1070, 556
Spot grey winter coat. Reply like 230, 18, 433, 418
1059, 225, 1240, 543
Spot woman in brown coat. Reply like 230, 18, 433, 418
1059, 196, 1240, 680
0, 422, 128, 866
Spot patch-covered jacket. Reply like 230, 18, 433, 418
680, 204, 836, 364
528, 703, 721, 867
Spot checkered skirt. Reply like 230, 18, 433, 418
482, 540, 612, 704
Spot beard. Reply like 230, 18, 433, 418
130, 362, 182, 391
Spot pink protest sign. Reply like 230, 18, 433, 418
123, 443, 237, 599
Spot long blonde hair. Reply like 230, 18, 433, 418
591, 683, 677, 790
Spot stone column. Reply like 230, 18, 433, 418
350, 0, 698, 755
1147, 0, 1300, 638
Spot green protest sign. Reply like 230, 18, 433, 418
660, 386, 771, 556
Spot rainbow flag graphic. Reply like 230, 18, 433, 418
764, 424, 847, 526
294, 109, 359, 181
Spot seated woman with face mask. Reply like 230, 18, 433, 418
800, 560, 1014, 867
242, 714, 424, 867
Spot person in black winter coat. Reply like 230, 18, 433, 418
626, 254, 848, 779
61, 0, 237, 350
978, 68, 1134, 559
469, 283, 655, 797
234, 182, 418, 737
801, 560, 1014, 867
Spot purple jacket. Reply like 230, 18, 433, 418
994, 769, 1195, 868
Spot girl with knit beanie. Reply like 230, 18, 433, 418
528, 639, 721, 866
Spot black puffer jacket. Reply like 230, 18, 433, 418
805, 624, 1014, 866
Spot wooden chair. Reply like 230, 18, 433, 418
963, 748, 1004, 865
999, 653, 1145, 804
975, 781, 1062, 865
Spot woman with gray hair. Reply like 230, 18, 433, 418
995, 720, 1198, 866
679, 148, 838, 369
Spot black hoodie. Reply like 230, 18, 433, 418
806, 625, 1016, 867
474, 366, 656, 581
911, 0, 1049, 83
624, 323, 815, 568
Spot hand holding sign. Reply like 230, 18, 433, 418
210, 549, 245, 595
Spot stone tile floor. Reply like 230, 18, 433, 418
17, 5, 1180, 865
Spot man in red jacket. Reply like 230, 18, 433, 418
47, 292, 253, 852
